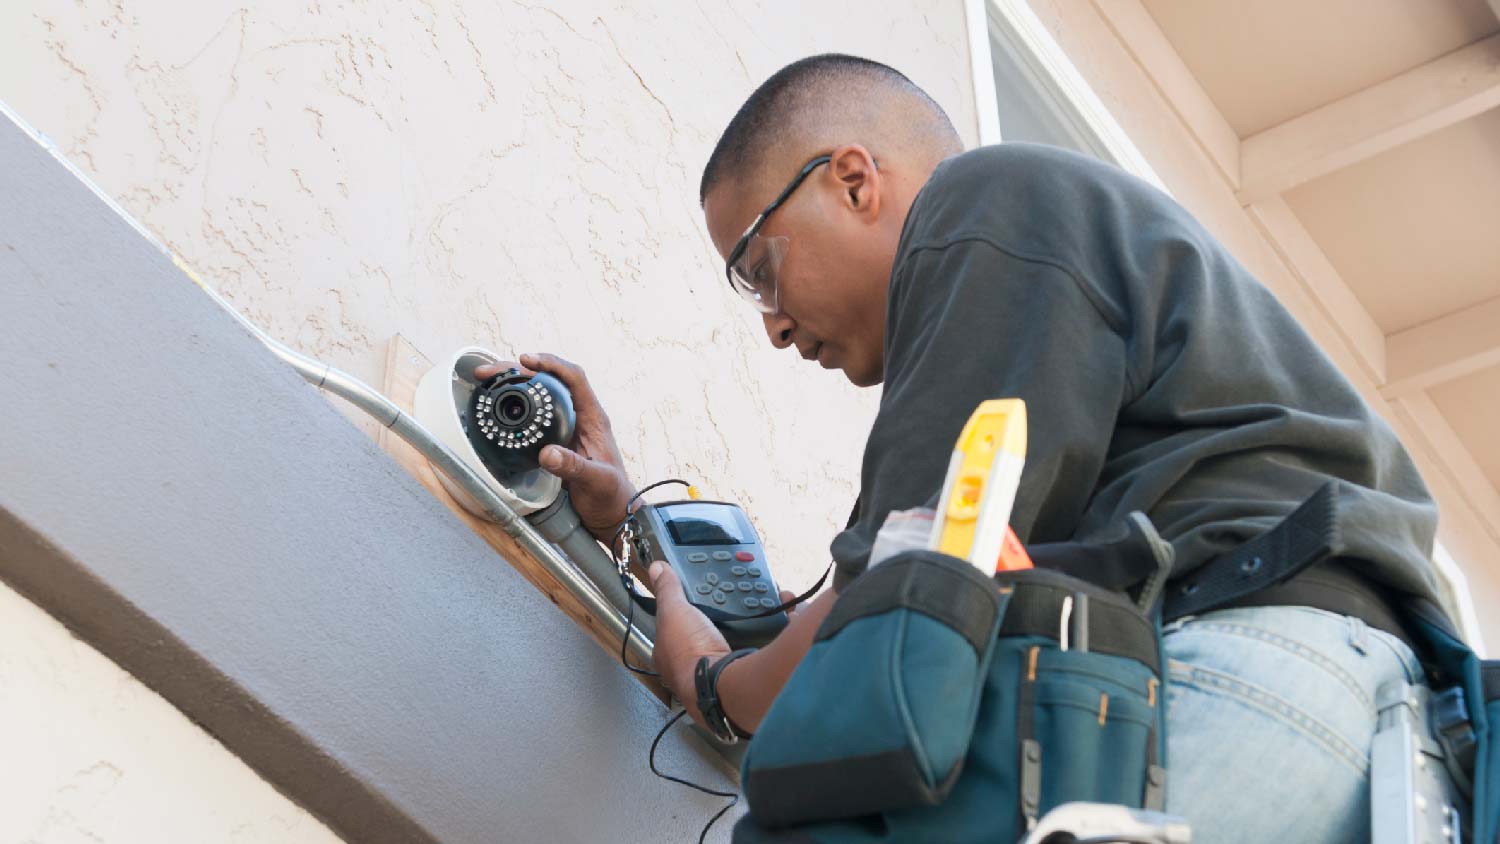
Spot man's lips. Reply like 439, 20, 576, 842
800, 341, 823, 361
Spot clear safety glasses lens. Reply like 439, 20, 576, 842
727, 234, 787, 315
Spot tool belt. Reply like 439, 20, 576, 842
1156, 481, 1498, 841
732, 483, 1498, 843
732, 550, 1166, 843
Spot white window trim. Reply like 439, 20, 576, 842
963, 0, 1004, 146
972, 0, 1165, 192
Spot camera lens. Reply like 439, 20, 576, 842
498, 394, 529, 425
467, 368, 575, 475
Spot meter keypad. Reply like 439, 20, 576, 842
678, 549, 783, 622
632, 502, 785, 636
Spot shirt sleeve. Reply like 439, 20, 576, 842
829, 236, 1132, 590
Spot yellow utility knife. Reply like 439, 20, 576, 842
930, 399, 1033, 573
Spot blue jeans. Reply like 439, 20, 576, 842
1163, 606, 1424, 843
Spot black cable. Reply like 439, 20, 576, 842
618, 477, 741, 841
649, 709, 740, 844
611, 479, 691, 677
628, 478, 692, 513
618, 577, 659, 677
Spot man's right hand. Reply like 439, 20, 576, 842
473, 353, 637, 542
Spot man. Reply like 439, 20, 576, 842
507, 55, 1443, 841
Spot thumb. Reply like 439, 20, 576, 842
649, 561, 682, 602
539, 445, 601, 485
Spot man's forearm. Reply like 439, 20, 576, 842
715, 586, 839, 734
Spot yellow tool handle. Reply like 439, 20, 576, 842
931, 399, 1028, 571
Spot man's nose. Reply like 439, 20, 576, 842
762, 310, 795, 350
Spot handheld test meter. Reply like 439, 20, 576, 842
628, 500, 788, 648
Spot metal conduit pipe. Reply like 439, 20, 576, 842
201, 283, 657, 672
529, 492, 656, 642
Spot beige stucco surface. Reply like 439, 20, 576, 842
0, 580, 345, 843
0, 0, 978, 836
0, 0, 977, 591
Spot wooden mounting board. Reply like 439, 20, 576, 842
375, 334, 670, 705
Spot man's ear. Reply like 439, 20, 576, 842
827, 144, 881, 220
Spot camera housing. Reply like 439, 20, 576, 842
466, 367, 576, 477
413, 347, 572, 516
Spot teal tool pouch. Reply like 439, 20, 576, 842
1402, 599, 1499, 843
734, 550, 1166, 843
738, 549, 1005, 828
1482, 661, 1499, 842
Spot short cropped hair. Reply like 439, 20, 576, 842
699, 54, 961, 205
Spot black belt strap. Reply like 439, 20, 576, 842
1164, 481, 1343, 621
998, 568, 1161, 675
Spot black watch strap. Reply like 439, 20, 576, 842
694, 648, 757, 743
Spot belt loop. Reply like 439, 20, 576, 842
1347, 616, 1369, 656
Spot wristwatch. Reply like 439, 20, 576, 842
694, 648, 757, 743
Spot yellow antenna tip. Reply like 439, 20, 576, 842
687, 485, 702, 500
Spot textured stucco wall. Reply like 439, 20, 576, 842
0, 107, 749, 843
0, 1, 978, 841
0, 580, 344, 844
0, 0, 979, 591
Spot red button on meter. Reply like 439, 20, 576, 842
735, 551, 755, 562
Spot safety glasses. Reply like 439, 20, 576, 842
724, 155, 831, 314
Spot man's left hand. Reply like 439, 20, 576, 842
647, 560, 731, 724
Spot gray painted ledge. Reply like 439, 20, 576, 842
0, 110, 741, 843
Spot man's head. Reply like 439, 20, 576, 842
701, 54, 962, 387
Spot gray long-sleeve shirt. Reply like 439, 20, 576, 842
829, 143, 1440, 606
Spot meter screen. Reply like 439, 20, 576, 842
663, 503, 748, 546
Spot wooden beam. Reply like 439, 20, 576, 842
1246, 197, 1387, 385
376, 335, 671, 706
1238, 33, 1500, 204
1389, 393, 1500, 549
1381, 296, 1500, 398
1090, 0, 1241, 188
